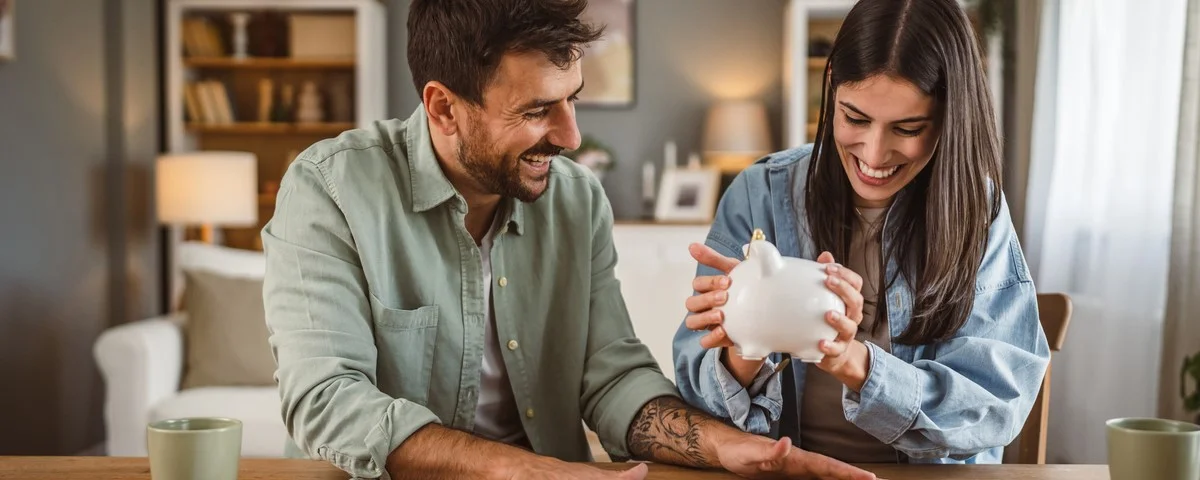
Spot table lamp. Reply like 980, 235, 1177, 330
156, 151, 258, 244
702, 100, 773, 174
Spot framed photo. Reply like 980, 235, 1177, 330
578, 0, 634, 107
0, 0, 12, 61
655, 168, 720, 223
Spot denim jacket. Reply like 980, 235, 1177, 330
672, 145, 1050, 464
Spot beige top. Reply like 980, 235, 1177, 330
799, 206, 898, 463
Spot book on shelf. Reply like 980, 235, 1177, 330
185, 80, 236, 124
182, 17, 225, 58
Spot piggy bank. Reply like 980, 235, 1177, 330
717, 229, 844, 362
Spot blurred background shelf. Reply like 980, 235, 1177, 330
184, 56, 357, 70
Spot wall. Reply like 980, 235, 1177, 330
0, 0, 159, 455
386, 0, 787, 219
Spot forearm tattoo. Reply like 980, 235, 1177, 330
626, 396, 721, 468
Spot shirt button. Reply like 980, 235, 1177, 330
525, 408, 535, 419
498, 277, 508, 287
507, 340, 519, 350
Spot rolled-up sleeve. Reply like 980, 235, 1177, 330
263, 158, 439, 479
579, 187, 680, 460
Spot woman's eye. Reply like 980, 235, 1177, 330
845, 116, 869, 126
894, 126, 924, 137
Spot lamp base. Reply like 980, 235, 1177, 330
198, 224, 216, 244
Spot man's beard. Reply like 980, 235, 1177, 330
456, 126, 563, 203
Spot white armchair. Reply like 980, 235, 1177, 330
93, 242, 287, 457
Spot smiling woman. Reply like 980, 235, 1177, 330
674, 0, 1049, 467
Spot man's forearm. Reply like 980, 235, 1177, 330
387, 424, 537, 480
626, 396, 739, 469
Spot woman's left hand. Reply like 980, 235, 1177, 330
815, 252, 871, 392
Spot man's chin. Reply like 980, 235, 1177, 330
513, 178, 549, 203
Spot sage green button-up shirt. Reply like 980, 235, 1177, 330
262, 107, 678, 479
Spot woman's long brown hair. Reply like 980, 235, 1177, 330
805, 0, 1002, 344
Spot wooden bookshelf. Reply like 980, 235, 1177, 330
167, 0, 386, 251
186, 122, 355, 136
185, 56, 357, 70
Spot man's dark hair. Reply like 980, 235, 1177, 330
408, 0, 604, 106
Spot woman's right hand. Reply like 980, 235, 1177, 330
685, 243, 765, 386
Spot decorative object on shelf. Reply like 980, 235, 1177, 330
156, 151, 259, 244
1184, 351, 1200, 424
0, 0, 14, 62
229, 12, 251, 59
663, 139, 677, 170
256, 78, 274, 122
703, 99, 772, 174
289, 13, 356, 59
807, 36, 832, 57
641, 160, 656, 219
654, 167, 720, 223
328, 77, 353, 123
563, 135, 615, 181
248, 10, 288, 58
295, 81, 324, 123
272, 83, 295, 122
577, 0, 634, 107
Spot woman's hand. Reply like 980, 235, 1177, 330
683, 243, 764, 386
815, 252, 872, 392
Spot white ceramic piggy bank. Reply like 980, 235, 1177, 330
717, 229, 844, 362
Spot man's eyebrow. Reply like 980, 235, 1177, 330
517, 81, 585, 111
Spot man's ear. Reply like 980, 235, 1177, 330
423, 81, 459, 136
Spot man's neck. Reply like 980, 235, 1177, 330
431, 128, 502, 245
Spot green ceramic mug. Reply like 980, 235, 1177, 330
1107, 417, 1200, 480
146, 417, 242, 480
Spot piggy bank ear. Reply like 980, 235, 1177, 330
746, 238, 786, 276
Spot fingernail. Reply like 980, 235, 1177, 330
719, 277, 730, 288
718, 291, 728, 302
826, 264, 838, 273
828, 275, 841, 286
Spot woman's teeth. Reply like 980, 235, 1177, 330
858, 159, 899, 179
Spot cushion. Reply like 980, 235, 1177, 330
149, 386, 286, 457
180, 268, 276, 389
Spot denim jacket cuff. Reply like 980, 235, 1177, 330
842, 341, 921, 444
706, 349, 784, 434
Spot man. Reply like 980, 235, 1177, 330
263, 1, 875, 479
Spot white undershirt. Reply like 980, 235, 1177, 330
473, 217, 526, 444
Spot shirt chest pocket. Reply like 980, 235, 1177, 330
369, 299, 439, 405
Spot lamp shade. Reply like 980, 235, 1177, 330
702, 100, 772, 173
156, 151, 258, 227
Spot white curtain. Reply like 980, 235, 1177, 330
1159, 0, 1200, 425
1025, 0, 1189, 464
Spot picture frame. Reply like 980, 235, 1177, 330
577, 0, 634, 108
0, 0, 13, 62
654, 167, 721, 223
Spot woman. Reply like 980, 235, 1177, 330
673, 0, 1050, 465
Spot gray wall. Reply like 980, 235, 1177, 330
0, 0, 159, 455
387, 0, 787, 219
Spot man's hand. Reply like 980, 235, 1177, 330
627, 396, 875, 480
715, 433, 877, 480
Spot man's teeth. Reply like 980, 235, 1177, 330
525, 156, 550, 164
858, 159, 899, 179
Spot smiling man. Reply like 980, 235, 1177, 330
262, 1, 876, 479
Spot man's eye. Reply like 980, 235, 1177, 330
524, 108, 550, 120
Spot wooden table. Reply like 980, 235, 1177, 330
0, 456, 1111, 479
